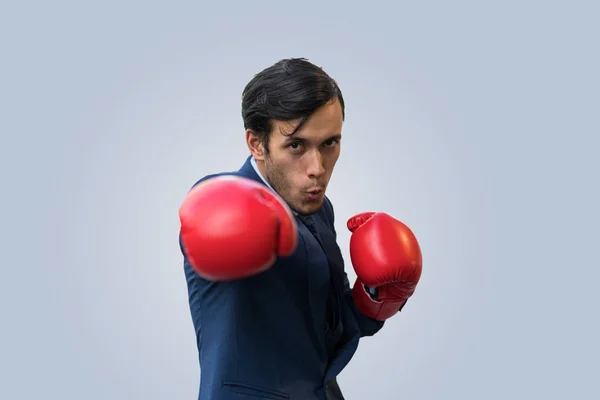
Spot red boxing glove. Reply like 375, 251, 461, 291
179, 175, 298, 281
347, 212, 422, 321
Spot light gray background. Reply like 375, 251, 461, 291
1, 1, 598, 399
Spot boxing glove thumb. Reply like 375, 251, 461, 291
347, 212, 376, 233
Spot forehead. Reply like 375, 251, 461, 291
271, 99, 344, 143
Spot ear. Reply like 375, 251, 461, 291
246, 129, 266, 161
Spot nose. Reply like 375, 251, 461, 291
306, 150, 326, 178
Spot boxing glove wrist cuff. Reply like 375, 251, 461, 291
351, 278, 405, 322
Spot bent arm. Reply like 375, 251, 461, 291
323, 197, 384, 337
341, 271, 385, 336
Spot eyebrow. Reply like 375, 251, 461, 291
283, 133, 342, 145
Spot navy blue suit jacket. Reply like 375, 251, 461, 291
181, 156, 385, 399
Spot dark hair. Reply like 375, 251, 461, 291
241, 58, 345, 152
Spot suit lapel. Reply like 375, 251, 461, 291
297, 214, 346, 331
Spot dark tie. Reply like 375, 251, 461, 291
297, 214, 342, 331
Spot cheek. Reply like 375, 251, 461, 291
271, 159, 301, 190
324, 152, 340, 172
286, 171, 304, 192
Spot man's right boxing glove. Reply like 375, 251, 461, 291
179, 175, 298, 281
347, 212, 423, 321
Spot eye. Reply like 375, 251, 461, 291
287, 142, 304, 154
324, 139, 339, 147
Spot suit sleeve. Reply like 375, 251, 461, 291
324, 198, 385, 337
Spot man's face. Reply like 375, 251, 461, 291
252, 99, 343, 215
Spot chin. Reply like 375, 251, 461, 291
296, 201, 324, 216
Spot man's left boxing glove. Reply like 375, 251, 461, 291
347, 212, 423, 321
179, 175, 298, 281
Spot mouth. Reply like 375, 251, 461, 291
305, 187, 323, 200
306, 187, 323, 194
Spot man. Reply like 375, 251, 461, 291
178, 58, 422, 399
